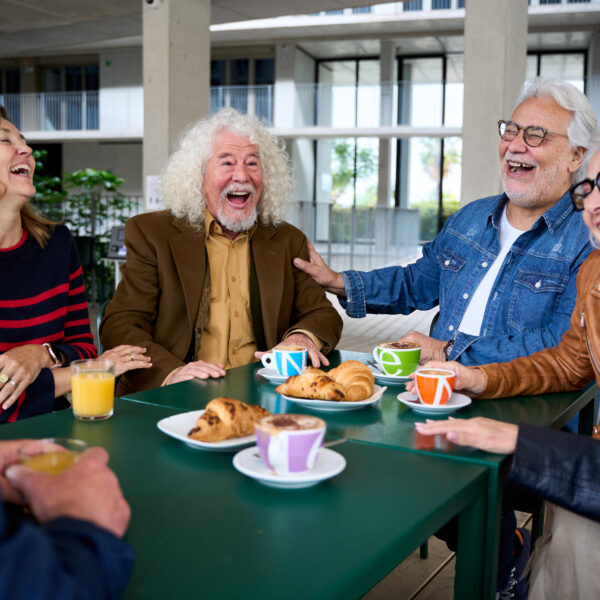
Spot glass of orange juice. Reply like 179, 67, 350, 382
19, 438, 88, 475
71, 359, 116, 420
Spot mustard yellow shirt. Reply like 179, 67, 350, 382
197, 212, 257, 369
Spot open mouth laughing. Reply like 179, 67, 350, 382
221, 184, 255, 207
506, 159, 535, 175
9, 163, 32, 177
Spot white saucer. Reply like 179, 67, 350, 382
157, 410, 256, 452
368, 364, 411, 384
256, 367, 287, 384
233, 446, 346, 489
397, 391, 471, 415
280, 385, 386, 412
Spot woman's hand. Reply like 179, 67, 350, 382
405, 360, 488, 397
415, 417, 519, 454
0, 345, 50, 410
98, 345, 152, 377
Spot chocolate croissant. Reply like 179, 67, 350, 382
188, 397, 269, 442
329, 360, 375, 402
275, 367, 346, 401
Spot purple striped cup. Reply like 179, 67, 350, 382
255, 414, 326, 475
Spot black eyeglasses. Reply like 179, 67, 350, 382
570, 173, 600, 211
497, 120, 569, 148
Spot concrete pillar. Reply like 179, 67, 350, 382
586, 32, 600, 120
377, 40, 395, 208
460, 0, 527, 206
142, 0, 210, 207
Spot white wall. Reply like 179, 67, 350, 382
62, 141, 143, 197
99, 49, 143, 134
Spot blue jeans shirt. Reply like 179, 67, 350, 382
341, 192, 592, 366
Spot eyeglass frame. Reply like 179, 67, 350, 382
570, 172, 600, 211
497, 119, 569, 148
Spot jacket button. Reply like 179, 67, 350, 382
463, 293, 469, 300
481, 262, 488, 268
535, 280, 541, 288
444, 260, 450, 266
449, 325, 454, 332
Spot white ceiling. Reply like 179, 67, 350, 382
0, 1, 598, 61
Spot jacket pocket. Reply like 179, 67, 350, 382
437, 249, 467, 306
508, 270, 568, 331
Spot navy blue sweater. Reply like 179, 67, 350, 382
0, 226, 96, 421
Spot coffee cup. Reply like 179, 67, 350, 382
414, 368, 456, 405
372, 341, 421, 377
254, 414, 326, 475
261, 345, 307, 377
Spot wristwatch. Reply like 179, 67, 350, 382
443, 339, 455, 361
43, 343, 64, 369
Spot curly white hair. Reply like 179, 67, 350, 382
161, 108, 293, 230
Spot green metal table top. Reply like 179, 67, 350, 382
122, 350, 596, 468
0, 401, 488, 600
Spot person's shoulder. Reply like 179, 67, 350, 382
126, 210, 179, 236
579, 249, 600, 276
258, 220, 305, 241
454, 194, 502, 217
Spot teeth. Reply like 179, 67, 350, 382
10, 165, 30, 175
228, 191, 248, 196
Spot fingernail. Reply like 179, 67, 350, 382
5, 465, 25, 479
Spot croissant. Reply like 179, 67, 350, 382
276, 367, 346, 401
329, 360, 375, 401
188, 397, 270, 442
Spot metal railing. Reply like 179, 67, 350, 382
1, 91, 99, 131
210, 85, 274, 124
286, 202, 420, 271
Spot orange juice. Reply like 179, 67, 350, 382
71, 371, 115, 419
22, 451, 78, 474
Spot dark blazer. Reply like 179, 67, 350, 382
100, 211, 342, 394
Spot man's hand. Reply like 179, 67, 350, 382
415, 417, 519, 454
0, 345, 50, 410
5, 447, 131, 538
0, 439, 39, 504
399, 331, 447, 363
166, 360, 226, 385
293, 240, 346, 297
255, 332, 329, 368
405, 360, 488, 397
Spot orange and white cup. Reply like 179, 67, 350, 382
414, 368, 455, 405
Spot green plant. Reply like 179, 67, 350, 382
32, 158, 137, 303
32, 149, 66, 221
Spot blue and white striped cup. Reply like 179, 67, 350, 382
261, 345, 307, 377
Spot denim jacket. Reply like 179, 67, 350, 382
341, 192, 592, 366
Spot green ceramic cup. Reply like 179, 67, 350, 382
372, 342, 421, 377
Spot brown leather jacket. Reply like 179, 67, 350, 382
480, 250, 600, 398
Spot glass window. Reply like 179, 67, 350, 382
444, 54, 463, 127
255, 59, 274, 85
85, 65, 99, 91
539, 54, 585, 90
399, 57, 443, 126
65, 66, 83, 92
230, 59, 249, 86
432, 0, 451, 8
403, 1, 423, 10
211, 60, 227, 86
357, 60, 380, 128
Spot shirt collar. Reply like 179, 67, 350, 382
490, 190, 574, 234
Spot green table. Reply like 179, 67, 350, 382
0, 401, 489, 600
122, 351, 598, 599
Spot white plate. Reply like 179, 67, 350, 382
397, 391, 472, 415
233, 446, 346, 489
368, 364, 411, 384
256, 367, 287, 384
157, 410, 256, 452
280, 385, 386, 412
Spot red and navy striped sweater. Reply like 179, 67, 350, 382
0, 225, 97, 422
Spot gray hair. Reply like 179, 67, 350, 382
518, 77, 599, 182
161, 108, 293, 231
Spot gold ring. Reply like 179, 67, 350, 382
8, 380, 16, 388
0, 373, 8, 383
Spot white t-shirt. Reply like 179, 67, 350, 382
457, 207, 524, 336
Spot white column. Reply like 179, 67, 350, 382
586, 32, 600, 121
460, 0, 528, 206
142, 0, 210, 208
377, 40, 395, 208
